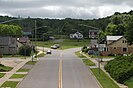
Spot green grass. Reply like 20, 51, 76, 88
10, 74, 26, 79
1, 81, 19, 88
0, 73, 5, 78
91, 68, 119, 88
125, 77, 133, 88
33, 39, 90, 49
37, 53, 45, 57
17, 68, 30, 72
82, 59, 95, 66
75, 51, 86, 58
0, 64, 13, 72
87, 54, 115, 59
26, 61, 37, 65
3, 55, 30, 59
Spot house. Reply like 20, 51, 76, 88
0, 36, 18, 55
0, 36, 31, 55
70, 32, 83, 39
89, 30, 99, 39
100, 36, 133, 56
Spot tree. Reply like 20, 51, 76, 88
125, 16, 133, 45
0, 24, 22, 37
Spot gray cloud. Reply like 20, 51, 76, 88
0, 0, 132, 19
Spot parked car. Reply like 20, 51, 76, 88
46, 50, 52, 54
51, 44, 60, 49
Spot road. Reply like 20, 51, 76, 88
18, 48, 100, 88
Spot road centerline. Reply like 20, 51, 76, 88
59, 60, 63, 88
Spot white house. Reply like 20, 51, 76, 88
70, 32, 83, 39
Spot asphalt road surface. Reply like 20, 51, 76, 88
18, 48, 100, 88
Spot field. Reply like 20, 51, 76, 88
33, 39, 90, 49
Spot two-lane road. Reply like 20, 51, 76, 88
18, 48, 100, 88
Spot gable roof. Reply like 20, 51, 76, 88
107, 36, 123, 41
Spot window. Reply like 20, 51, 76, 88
122, 40, 124, 43
104, 47, 108, 51
122, 40, 127, 43
114, 47, 116, 49
123, 48, 127, 52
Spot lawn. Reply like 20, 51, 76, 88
1, 81, 19, 88
33, 39, 90, 49
75, 51, 86, 58
124, 77, 133, 88
0, 73, 5, 78
17, 68, 30, 72
91, 68, 119, 88
82, 59, 95, 66
0, 64, 13, 72
10, 74, 26, 78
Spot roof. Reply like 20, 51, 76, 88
107, 36, 123, 41
17, 37, 30, 43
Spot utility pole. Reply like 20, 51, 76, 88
35, 20, 37, 58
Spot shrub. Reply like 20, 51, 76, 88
81, 46, 87, 52
104, 56, 133, 84
19, 45, 32, 56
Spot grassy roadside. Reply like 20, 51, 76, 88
82, 59, 95, 66
91, 68, 119, 88
75, 51, 86, 58
124, 77, 133, 88
17, 68, 30, 72
0, 73, 5, 78
0, 64, 13, 72
10, 74, 26, 79
26, 61, 37, 65
1, 81, 19, 88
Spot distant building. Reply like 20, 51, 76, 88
70, 32, 83, 39
89, 30, 99, 39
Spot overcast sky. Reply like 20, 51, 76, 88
0, 0, 133, 19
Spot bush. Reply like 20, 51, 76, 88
81, 46, 87, 52
104, 56, 133, 84
19, 45, 32, 56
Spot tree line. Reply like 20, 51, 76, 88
0, 10, 133, 44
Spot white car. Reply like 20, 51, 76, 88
51, 45, 58, 49
46, 50, 52, 54
51, 44, 60, 49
